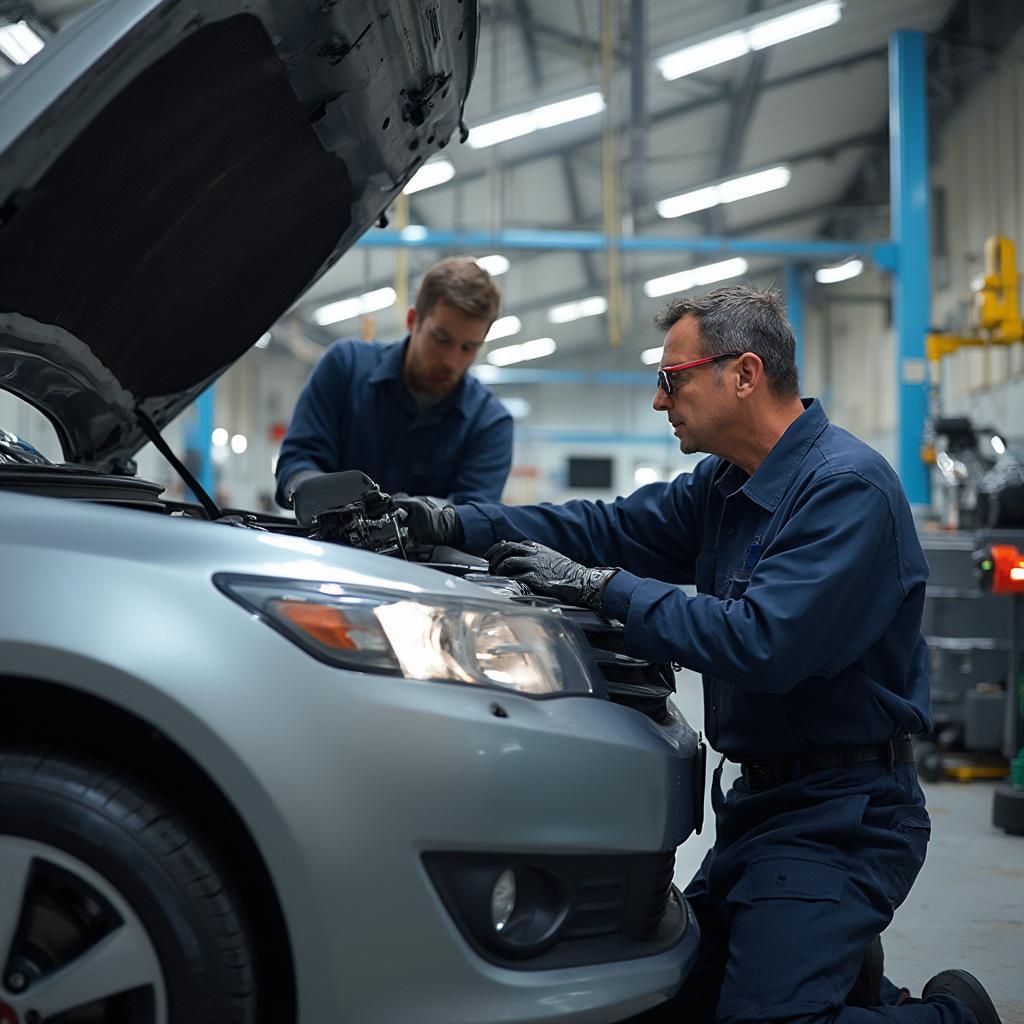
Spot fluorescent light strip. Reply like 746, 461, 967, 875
0, 20, 44, 64
487, 337, 556, 367
814, 258, 863, 284
643, 257, 748, 299
748, 1, 843, 50
657, 166, 791, 219
656, 0, 842, 81
313, 286, 397, 326
476, 254, 510, 277
548, 295, 608, 324
403, 159, 455, 195
485, 315, 521, 342
468, 91, 605, 149
641, 347, 663, 365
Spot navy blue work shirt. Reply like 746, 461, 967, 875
275, 337, 513, 507
459, 400, 932, 760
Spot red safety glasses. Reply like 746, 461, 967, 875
657, 352, 743, 396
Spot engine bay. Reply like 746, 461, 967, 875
0, 449, 677, 722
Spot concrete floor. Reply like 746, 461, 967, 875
669, 672, 1024, 1023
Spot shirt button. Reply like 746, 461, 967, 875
726, 527, 736, 536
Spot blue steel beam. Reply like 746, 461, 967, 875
784, 264, 805, 382
357, 228, 896, 265
476, 368, 653, 386
889, 31, 930, 507
185, 385, 216, 499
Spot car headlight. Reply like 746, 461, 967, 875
216, 575, 597, 697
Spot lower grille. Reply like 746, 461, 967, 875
563, 847, 678, 940
423, 847, 684, 970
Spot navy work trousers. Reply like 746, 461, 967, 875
631, 760, 971, 1024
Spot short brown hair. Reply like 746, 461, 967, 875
654, 284, 799, 398
415, 257, 501, 323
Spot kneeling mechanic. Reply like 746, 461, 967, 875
397, 285, 1002, 1024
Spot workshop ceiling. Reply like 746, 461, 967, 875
1, 0, 1001, 373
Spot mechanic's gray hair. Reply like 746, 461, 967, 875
654, 285, 800, 398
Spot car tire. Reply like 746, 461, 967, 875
0, 748, 256, 1024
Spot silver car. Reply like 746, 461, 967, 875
0, 2, 704, 1022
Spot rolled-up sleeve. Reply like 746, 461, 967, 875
601, 470, 910, 693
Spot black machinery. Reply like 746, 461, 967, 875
974, 543, 1024, 836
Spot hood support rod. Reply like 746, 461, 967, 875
135, 409, 222, 521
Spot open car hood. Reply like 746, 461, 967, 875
0, 0, 478, 471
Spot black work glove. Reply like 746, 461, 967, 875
486, 540, 620, 614
392, 496, 465, 549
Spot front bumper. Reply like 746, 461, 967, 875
254, 665, 704, 1023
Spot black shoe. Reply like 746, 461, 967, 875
922, 970, 1003, 1024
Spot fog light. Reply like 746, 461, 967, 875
490, 869, 517, 932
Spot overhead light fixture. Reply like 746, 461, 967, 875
476, 254, 510, 277
230, 433, 248, 455
254, 332, 271, 349
487, 337, 557, 367
403, 159, 455, 195
655, 0, 842, 81
641, 347, 663, 365
0, 20, 44, 64
747, 0, 844, 49
211, 427, 229, 447
634, 466, 660, 487
548, 295, 608, 324
313, 286, 397, 326
643, 257, 748, 299
468, 91, 605, 149
399, 224, 428, 241
485, 315, 521, 342
657, 166, 791, 219
814, 258, 863, 284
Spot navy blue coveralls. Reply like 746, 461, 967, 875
459, 401, 969, 1024
274, 337, 513, 507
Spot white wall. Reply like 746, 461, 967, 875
929, 24, 1024, 441
811, 26, 1024, 464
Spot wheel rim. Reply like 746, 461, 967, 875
0, 836, 168, 1023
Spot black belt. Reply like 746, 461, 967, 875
739, 736, 915, 792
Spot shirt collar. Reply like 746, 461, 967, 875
367, 336, 471, 419
367, 337, 409, 385
716, 398, 828, 511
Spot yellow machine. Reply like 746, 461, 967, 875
927, 235, 1023, 361
923, 235, 1023, 467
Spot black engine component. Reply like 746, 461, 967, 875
292, 471, 409, 557
291, 471, 678, 725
